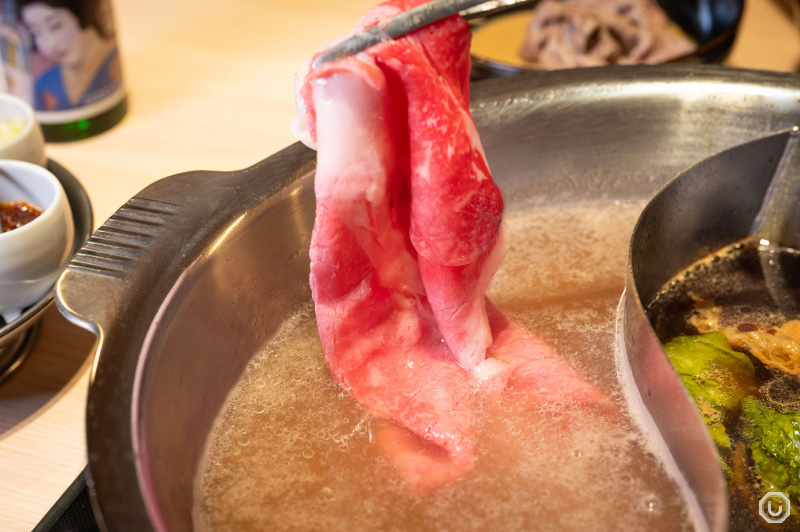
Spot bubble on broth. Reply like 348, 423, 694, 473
193, 200, 699, 532
762, 374, 800, 409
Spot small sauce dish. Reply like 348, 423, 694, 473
0, 160, 74, 322
0, 93, 46, 166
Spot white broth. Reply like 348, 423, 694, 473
193, 200, 697, 532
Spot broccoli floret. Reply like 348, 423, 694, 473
663, 332, 757, 451
742, 397, 800, 506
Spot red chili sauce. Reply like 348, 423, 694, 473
1, 201, 43, 232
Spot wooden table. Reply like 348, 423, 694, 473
0, 0, 797, 529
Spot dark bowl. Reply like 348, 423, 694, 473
469, 0, 744, 79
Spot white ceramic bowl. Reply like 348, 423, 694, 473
0, 93, 46, 166
0, 160, 74, 321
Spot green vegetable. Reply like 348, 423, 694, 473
663, 332, 757, 451
706, 419, 731, 449
742, 397, 800, 506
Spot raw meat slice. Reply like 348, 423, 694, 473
299, 0, 502, 371
294, 0, 614, 490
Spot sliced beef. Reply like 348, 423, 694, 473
294, 0, 613, 490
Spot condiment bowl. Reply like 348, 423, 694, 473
0, 93, 46, 166
469, 0, 744, 79
0, 160, 74, 321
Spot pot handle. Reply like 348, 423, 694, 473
54, 143, 316, 343
54, 170, 213, 339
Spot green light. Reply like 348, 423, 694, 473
76, 119, 90, 131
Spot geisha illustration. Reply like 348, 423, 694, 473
19, 0, 121, 112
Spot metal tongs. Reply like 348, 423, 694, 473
312, 0, 539, 69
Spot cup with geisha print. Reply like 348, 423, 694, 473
0, 160, 73, 322
0, 93, 46, 166
13, 0, 127, 141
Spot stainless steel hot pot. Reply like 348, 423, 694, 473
55, 65, 800, 532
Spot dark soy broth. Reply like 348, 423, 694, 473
647, 241, 800, 531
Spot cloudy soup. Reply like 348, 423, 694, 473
193, 200, 701, 532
